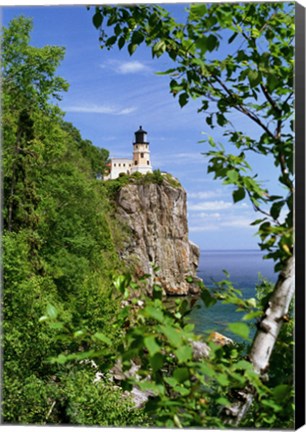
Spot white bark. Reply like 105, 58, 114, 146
249, 256, 295, 373
225, 256, 295, 425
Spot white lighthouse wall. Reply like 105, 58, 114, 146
107, 158, 133, 180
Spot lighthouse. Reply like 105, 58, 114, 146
103, 126, 153, 179
131, 126, 153, 175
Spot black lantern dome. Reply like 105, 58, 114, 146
134, 126, 149, 145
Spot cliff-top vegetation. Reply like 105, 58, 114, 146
104, 169, 181, 196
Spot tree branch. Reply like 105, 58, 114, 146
208, 74, 277, 140
260, 83, 281, 116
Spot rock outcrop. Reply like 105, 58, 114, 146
115, 177, 201, 295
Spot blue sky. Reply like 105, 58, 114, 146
2, 3, 287, 250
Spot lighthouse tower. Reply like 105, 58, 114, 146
131, 126, 153, 175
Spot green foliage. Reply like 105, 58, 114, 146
2, 16, 131, 426
58, 368, 147, 426
105, 169, 181, 196
61, 121, 110, 178
42, 271, 293, 428
53, 274, 291, 428
3, 366, 147, 426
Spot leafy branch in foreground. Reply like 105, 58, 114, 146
43, 272, 294, 428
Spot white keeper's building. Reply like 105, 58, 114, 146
104, 126, 153, 180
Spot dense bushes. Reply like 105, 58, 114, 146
2, 17, 130, 425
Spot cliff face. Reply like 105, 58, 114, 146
115, 178, 201, 295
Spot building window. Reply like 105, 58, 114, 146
123, 163, 125, 167
135, 160, 138, 165
114, 163, 116, 167
119, 163, 121, 167
147, 160, 150, 165
129, 164, 131, 167
136, 145, 138, 149
141, 153, 144, 158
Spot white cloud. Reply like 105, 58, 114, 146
188, 200, 233, 211
199, 212, 221, 219
189, 216, 254, 233
101, 60, 151, 75
221, 217, 253, 228
153, 152, 207, 168
117, 107, 136, 115
117, 61, 150, 74
188, 189, 225, 200
63, 103, 137, 116
189, 224, 220, 232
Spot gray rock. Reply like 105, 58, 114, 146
126, 386, 155, 408
190, 340, 211, 360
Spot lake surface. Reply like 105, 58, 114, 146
189, 249, 277, 339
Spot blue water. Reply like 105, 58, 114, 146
190, 250, 277, 338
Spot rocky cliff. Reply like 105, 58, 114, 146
114, 177, 201, 295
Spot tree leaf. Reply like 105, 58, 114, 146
128, 43, 137, 55
155, 68, 177, 76
152, 40, 166, 57
179, 92, 188, 107
160, 325, 181, 347
201, 287, 217, 308
207, 34, 218, 52
217, 113, 227, 126
216, 373, 230, 386
195, 36, 207, 53
93, 332, 112, 346
46, 304, 58, 319
248, 69, 261, 87
190, 3, 207, 17
144, 305, 164, 323
150, 352, 164, 372
270, 200, 284, 220
233, 187, 245, 202
272, 384, 291, 403
173, 367, 189, 383
242, 310, 262, 321
216, 396, 230, 406
200, 362, 215, 378
227, 169, 239, 183
93, 12, 103, 29
118, 36, 125, 50
106, 35, 117, 46
164, 376, 178, 387
227, 322, 250, 340
132, 30, 144, 45
174, 345, 193, 363
144, 335, 161, 356
267, 74, 279, 92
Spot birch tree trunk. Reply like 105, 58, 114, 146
225, 256, 295, 425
